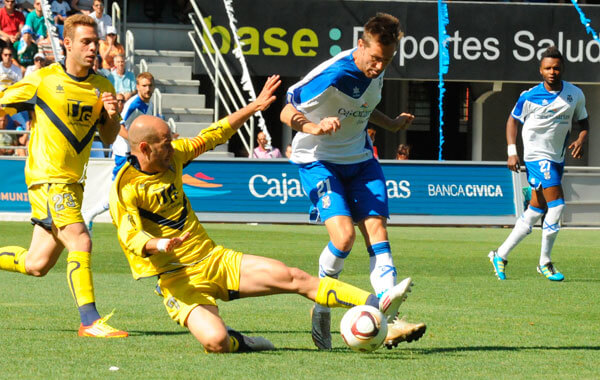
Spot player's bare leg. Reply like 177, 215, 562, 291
186, 304, 274, 353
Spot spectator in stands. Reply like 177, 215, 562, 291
23, 50, 43, 76
24, 0, 46, 39
51, 0, 71, 38
13, 125, 27, 156
396, 143, 410, 160
0, 113, 15, 155
92, 54, 109, 77
70, 0, 93, 15
367, 126, 379, 159
14, 24, 36, 69
109, 54, 135, 100
0, 46, 22, 90
99, 25, 123, 70
89, 0, 111, 40
285, 143, 292, 159
252, 131, 282, 158
0, 0, 25, 46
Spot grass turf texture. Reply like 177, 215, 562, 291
1, 222, 599, 379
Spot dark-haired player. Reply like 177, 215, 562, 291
280, 13, 425, 349
489, 46, 589, 281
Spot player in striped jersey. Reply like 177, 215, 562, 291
0, 14, 127, 337
109, 76, 416, 352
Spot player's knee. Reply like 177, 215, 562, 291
26, 261, 52, 277
202, 331, 230, 353
333, 230, 355, 251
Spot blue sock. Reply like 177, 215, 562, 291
79, 302, 101, 326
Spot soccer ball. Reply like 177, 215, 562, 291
340, 305, 388, 352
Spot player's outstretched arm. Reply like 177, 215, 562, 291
506, 115, 521, 172
98, 92, 121, 144
280, 104, 341, 135
568, 118, 589, 159
226, 75, 281, 130
369, 109, 415, 132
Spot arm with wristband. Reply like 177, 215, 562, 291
506, 115, 521, 172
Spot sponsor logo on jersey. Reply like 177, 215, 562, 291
567, 95, 573, 103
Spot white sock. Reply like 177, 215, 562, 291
497, 206, 544, 260
83, 196, 109, 224
368, 241, 397, 298
540, 201, 564, 266
315, 242, 349, 313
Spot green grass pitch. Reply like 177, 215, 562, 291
1, 221, 599, 379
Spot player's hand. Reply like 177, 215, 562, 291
568, 139, 585, 159
253, 74, 281, 112
314, 117, 341, 135
507, 155, 521, 172
389, 113, 415, 132
164, 232, 191, 252
101, 92, 119, 119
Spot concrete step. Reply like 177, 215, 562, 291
161, 94, 205, 109
173, 122, 212, 137
143, 63, 192, 81
135, 49, 195, 65
154, 79, 200, 94
162, 107, 213, 122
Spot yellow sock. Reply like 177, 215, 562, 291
66, 251, 95, 307
315, 277, 371, 309
0, 246, 28, 274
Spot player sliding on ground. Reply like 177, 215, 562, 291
109, 76, 418, 352
0, 14, 127, 337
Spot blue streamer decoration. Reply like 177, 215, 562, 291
570, 0, 600, 42
437, 0, 450, 161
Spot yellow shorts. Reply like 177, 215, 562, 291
28, 183, 84, 230
158, 246, 243, 327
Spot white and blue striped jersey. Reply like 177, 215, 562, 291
286, 48, 383, 164
511, 81, 587, 163
111, 95, 153, 157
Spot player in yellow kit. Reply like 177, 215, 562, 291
109, 75, 418, 352
0, 14, 127, 338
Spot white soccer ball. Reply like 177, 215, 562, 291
340, 305, 388, 352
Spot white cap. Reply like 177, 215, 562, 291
106, 26, 117, 35
34, 52, 45, 60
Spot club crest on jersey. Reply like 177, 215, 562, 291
353, 86, 360, 97
56, 84, 64, 93
567, 95, 573, 103
542, 99, 548, 105
322, 195, 331, 209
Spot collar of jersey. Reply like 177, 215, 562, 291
59, 61, 95, 82
127, 154, 160, 175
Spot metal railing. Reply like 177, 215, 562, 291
188, 1, 255, 156
111, 1, 122, 43
125, 30, 135, 73
151, 88, 163, 117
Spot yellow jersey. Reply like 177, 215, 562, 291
0, 63, 116, 186
109, 118, 237, 280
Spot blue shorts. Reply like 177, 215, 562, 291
112, 155, 128, 180
298, 159, 389, 223
525, 159, 564, 189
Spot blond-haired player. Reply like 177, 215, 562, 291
109, 76, 415, 352
0, 14, 127, 338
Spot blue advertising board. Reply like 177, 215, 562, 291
0, 158, 30, 213
182, 159, 516, 216
0, 158, 517, 221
